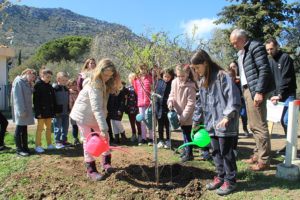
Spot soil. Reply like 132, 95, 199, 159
2, 119, 300, 199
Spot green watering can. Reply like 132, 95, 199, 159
178, 125, 211, 149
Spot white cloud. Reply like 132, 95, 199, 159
180, 18, 228, 39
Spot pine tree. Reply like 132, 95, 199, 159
216, 0, 299, 42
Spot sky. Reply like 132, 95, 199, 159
16, 0, 232, 39
16, 0, 299, 40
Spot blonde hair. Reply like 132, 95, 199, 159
56, 72, 68, 80
90, 58, 122, 97
67, 78, 77, 88
21, 68, 37, 76
175, 64, 198, 89
81, 58, 96, 73
128, 72, 136, 84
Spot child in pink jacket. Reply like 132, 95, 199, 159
133, 63, 153, 146
168, 64, 197, 162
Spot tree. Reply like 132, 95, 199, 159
33, 35, 91, 63
216, 0, 300, 42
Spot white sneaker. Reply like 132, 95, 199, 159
47, 144, 56, 149
35, 146, 45, 153
130, 134, 137, 142
164, 140, 171, 149
157, 141, 164, 148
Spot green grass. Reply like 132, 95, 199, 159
1, 130, 300, 199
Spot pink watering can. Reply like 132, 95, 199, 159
86, 132, 131, 157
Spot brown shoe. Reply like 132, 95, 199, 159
247, 162, 269, 171
242, 156, 258, 164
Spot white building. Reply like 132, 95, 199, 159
0, 47, 14, 111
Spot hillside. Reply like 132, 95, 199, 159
0, 3, 143, 58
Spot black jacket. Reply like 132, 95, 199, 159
155, 79, 172, 119
269, 50, 297, 101
33, 78, 56, 119
242, 39, 274, 98
107, 89, 126, 121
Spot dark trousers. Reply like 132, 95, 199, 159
106, 117, 114, 139
128, 113, 141, 136
72, 124, 79, 139
0, 112, 8, 146
181, 125, 193, 154
158, 113, 170, 141
210, 136, 237, 185
14, 125, 29, 152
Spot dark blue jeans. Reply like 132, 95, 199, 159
281, 94, 296, 134
210, 136, 237, 185
53, 114, 69, 143
181, 125, 193, 154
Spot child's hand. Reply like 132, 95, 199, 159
20, 113, 27, 118
168, 102, 173, 110
37, 114, 42, 119
216, 118, 229, 128
117, 111, 122, 116
100, 131, 109, 141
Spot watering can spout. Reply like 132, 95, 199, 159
109, 146, 132, 155
178, 142, 195, 149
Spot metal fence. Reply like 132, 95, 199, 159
0, 84, 12, 111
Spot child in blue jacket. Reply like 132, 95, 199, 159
191, 50, 241, 196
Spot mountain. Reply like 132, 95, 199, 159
0, 3, 143, 58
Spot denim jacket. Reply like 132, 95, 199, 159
193, 71, 241, 137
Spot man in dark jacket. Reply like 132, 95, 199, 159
230, 29, 274, 171
266, 38, 297, 154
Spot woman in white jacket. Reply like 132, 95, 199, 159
70, 58, 122, 181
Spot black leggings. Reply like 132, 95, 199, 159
14, 125, 29, 152
0, 112, 8, 146
158, 113, 170, 141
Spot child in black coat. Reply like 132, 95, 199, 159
107, 82, 127, 144
155, 68, 175, 149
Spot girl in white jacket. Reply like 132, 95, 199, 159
70, 58, 122, 181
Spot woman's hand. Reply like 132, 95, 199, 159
216, 118, 229, 128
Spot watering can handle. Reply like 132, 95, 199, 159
86, 132, 106, 143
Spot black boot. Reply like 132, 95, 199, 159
120, 132, 127, 144
243, 125, 250, 137
102, 154, 114, 173
114, 134, 120, 144
86, 161, 103, 181
181, 150, 194, 162
15, 134, 28, 157
22, 130, 31, 154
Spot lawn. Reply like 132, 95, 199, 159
1, 120, 300, 200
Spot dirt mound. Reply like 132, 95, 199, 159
2, 151, 212, 199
